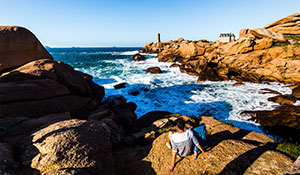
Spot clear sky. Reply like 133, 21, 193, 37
1, 0, 299, 47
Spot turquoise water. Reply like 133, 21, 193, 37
48, 47, 297, 138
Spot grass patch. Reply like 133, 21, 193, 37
276, 142, 300, 159
285, 35, 300, 47
157, 128, 170, 135
225, 122, 234, 127
287, 35, 300, 41
272, 42, 289, 47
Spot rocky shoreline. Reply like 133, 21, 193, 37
0, 14, 299, 175
141, 13, 300, 144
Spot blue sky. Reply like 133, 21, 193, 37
1, 0, 299, 47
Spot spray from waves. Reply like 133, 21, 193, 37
49, 47, 298, 138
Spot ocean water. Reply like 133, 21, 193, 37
48, 47, 299, 138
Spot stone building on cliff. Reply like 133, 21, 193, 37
219, 33, 235, 43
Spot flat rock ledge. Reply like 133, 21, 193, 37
114, 116, 293, 175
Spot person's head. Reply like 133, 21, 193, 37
176, 118, 185, 131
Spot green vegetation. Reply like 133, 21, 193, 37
272, 42, 290, 47
276, 142, 300, 159
157, 128, 170, 135
225, 122, 234, 127
212, 121, 234, 128
285, 34, 300, 47
288, 35, 300, 41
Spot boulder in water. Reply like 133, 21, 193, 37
133, 53, 146, 61
114, 82, 127, 89
145, 67, 162, 74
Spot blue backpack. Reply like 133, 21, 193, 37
192, 124, 209, 148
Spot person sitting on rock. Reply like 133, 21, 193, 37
167, 118, 209, 172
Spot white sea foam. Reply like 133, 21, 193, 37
120, 50, 139, 55
77, 53, 298, 137
120, 50, 157, 56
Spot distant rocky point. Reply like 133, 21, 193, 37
141, 13, 300, 85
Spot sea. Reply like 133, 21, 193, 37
48, 47, 299, 140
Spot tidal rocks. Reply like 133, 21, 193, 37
0, 26, 53, 72
0, 59, 104, 118
268, 94, 297, 105
292, 85, 300, 100
114, 82, 127, 89
145, 67, 162, 74
18, 119, 113, 175
242, 105, 300, 143
133, 53, 146, 61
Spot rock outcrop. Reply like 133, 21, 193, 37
141, 14, 300, 85
0, 59, 104, 118
264, 13, 300, 35
0, 26, 53, 72
114, 115, 293, 175
242, 104, 300, 143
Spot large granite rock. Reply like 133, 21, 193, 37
264, 13, 300, 35
0, 26, 52, 72
0, 59, 104, 118
18, 119, 113, 175
249, 28, 286, 42
0, 113, 71, 148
